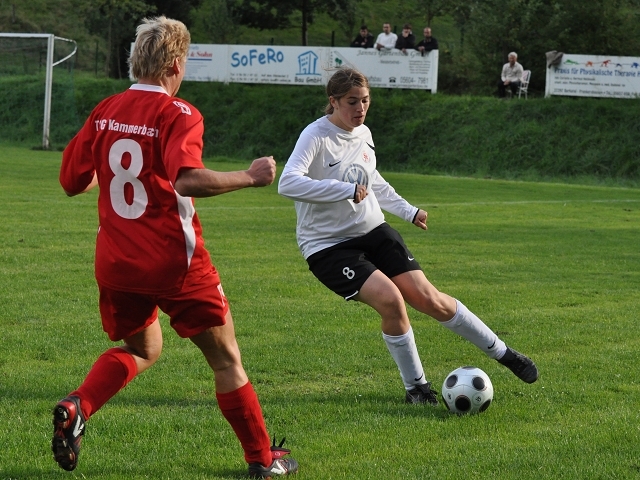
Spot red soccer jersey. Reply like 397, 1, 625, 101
60, 84, 211, 294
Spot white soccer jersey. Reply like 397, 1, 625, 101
278, 116, 418, 259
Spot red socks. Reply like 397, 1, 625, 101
69, 350, 270, 467
216, 382, 272, 467
70, 347, 138, 419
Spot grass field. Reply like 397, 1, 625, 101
1, 145, 640, 479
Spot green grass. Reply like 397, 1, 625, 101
1, 145, 640, 479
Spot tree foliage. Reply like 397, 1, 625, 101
83, 0, 156, 78
3, 0, 640, 92
460, 0, 640, 93
190, 0, 241, 44
235, 0, 360, 45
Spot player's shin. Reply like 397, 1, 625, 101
383, 326, 427, 389
441, 300, 507, 359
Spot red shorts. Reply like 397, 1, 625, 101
98, 265, 229, 341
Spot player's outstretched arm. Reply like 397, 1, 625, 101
174, 156, 276, 198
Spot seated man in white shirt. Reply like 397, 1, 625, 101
497, 51, 524, 98
375, 23, 398, 51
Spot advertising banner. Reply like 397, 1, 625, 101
226, 45, 329, 86
330, 48, 438, 91
182, 44, 438, 92
545, 54, 640, 99
186, 44, 228, 82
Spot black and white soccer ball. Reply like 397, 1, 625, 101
441, 366, 493, 415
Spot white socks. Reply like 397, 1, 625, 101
441, 300, 506, 359
383, 326, 426, 390
382, 301, 506, 390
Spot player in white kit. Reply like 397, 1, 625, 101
278, 68, 538, 405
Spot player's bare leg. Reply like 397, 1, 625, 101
189, 313, 248, 393
390, 270, 456, 321
121, 318, 163, 373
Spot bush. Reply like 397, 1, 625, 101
2, 75, 639, 185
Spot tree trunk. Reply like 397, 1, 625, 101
106, 16, 112, 77
301, 0, 308, 46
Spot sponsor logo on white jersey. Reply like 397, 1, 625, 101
343, 164, 368, 185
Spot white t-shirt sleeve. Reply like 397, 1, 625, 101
278, 130, 355, 204
371, 170, 418, 222
376, 33, 397, 49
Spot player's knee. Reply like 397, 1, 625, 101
200, 341, 242, 372
376, 291, 407, 319
418, 292, 450, 318
137, 345, 162, 364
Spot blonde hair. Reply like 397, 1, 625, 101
324, 68, 370, 115
129, 16, 190, 81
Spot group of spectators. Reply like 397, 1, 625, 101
350, 23, 438, 56
351, 23, 526, 98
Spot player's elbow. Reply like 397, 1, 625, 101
277, 172, 297, 196
174, 167, 203, 197
60, 180, 81, 197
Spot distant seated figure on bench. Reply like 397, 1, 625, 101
497, 52, 523, 98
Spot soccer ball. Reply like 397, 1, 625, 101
441, 366, 493, 415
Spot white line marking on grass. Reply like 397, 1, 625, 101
194, 199, 640, 210
414, 199, 640, 207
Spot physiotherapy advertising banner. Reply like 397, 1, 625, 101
181, 44, 438, 92
545, 54, 640, 98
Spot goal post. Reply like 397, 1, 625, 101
0, 33, 77, 149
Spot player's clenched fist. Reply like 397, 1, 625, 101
248, 156, 276, 187
353, 184, 368, 204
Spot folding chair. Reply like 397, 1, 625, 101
517, 70, 531, 99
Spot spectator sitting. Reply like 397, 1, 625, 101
497, 52, 524, 98
375, 22, 397, 51
350, 25, 374, 48
395, 23, 415, 54
416, 27, 438, 55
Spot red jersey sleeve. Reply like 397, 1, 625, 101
160, 99, 205, 184
60, 115, 99, 195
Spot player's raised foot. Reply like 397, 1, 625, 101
405, 382, 439, 405
52, 395, 85, 471
248, 437, 298, 478
498, 347, 539, 383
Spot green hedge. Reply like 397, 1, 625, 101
3, 75, 639, 184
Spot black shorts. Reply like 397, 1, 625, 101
306, 223, 421, 300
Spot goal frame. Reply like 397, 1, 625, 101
0, 33, 77, 149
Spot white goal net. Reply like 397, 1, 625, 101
0, 33, 78, 149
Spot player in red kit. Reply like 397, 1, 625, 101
53, 16, 298, 478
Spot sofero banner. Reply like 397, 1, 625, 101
181, 44, 438, 92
